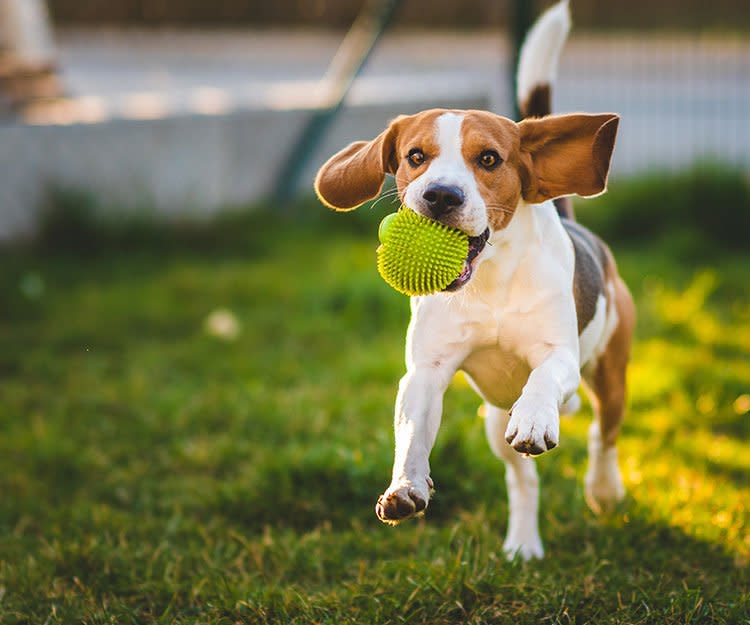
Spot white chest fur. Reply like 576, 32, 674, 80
406, 201, 582, 410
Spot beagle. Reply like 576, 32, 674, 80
314, 0, 634, 560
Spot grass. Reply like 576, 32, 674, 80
1, 191, 749, 624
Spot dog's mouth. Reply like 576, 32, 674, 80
444, 228, 490, 292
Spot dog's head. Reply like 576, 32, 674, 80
315, 109, 618, 290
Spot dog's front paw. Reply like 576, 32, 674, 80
375, 478, 433, 525
505, 394, 559, 456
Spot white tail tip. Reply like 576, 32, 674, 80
516, 0, 571, 112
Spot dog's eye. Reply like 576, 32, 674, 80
478, 150, 501, 170
407, 148, 425, 167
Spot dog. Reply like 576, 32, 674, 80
314, 0, 635, 560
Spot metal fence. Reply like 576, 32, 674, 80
532, 34, 749, 175
0, 1, 746, 239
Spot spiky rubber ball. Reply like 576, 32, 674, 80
376, 208, 469, 296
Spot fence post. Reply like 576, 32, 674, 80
271, 0, 402, 206
509, 0, 533, 120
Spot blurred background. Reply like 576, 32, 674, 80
0, 0, 747, 237
1, 2, 749, 622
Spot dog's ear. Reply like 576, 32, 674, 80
518, 113, 619, 203
314, 120, 401, 211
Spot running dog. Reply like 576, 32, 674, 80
314, 0, 634, 559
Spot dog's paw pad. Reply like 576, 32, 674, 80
511, 438, 547, 456
375, 485, 428, 525
504, 397, 559, 457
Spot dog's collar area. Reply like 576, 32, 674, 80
444, 228, 490, 292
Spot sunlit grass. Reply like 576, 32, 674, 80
0, 204, 748, 623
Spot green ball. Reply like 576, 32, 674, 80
378, 212, 398, 243
376, 209, 469, 296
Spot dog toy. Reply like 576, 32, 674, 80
376, 208, 468, 296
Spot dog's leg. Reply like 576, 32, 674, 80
504, 347, 580, 455
375, 367, 451, 525
584, 278, 634, 514
485, 404, 544, 560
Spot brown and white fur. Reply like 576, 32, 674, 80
314, 0, 635, 560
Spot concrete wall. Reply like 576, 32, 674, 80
0, 95, 488, 240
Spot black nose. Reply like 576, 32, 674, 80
422, 184, 464, 218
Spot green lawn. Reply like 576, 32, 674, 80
1, 200, 749, 624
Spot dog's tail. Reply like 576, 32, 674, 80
516, 0, 574, 219
517, 0, 571, 119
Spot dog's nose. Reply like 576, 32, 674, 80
422, 184, 464, 218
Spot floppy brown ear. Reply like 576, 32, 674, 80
314, 124, 399, 211
518, 113, 619, 203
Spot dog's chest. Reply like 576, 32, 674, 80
457, 294, 549, 408
461, 343, 531, 409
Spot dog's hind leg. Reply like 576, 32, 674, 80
484, 403, 544, 560
583, 277, 635, 514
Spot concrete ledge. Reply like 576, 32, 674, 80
0, 95, 489, 240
